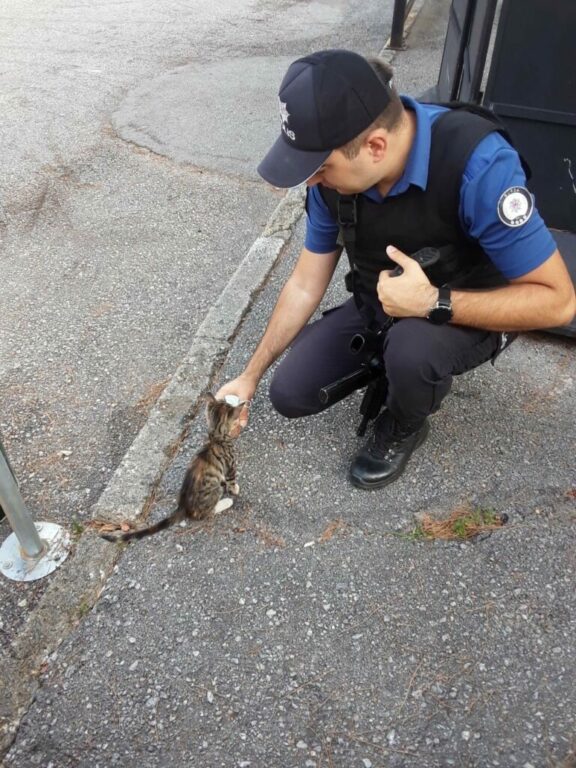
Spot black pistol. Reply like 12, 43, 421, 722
318, 329, 385, 436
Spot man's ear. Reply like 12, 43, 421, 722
366, 132, 387, 161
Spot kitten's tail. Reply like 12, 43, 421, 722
100, 508, 183, 542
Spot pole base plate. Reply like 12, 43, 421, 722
0, 522, 71, 582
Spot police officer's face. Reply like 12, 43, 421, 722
306, 144, 384, 194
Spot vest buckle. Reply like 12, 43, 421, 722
337, 195, 357, 228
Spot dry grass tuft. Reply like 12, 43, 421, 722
418, 504, 506, 541
319, 518, 351, 543
87, 519, 134, 535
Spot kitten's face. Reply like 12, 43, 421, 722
206, 396, 244, 437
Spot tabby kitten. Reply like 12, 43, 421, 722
101, 393, 244, 542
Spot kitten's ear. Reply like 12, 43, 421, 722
202, 391, 218, 426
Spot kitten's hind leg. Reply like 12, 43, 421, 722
226, 480, 240, 496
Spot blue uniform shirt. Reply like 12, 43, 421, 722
305, 96, 557, 279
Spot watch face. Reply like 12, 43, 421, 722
428, 305, 453, 325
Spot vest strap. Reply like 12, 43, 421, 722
337, 194, 379, 327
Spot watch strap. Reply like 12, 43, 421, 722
437, 286, 451, 306
427, 285, 453, 324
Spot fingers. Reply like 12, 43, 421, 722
385, 245, 409, 263
376, 246, 409, 283
215, 377, 256, 431
380, 245, 428, 284
216, 374, 257, 402
238, 404, 249, 429
215, 383, 235, 400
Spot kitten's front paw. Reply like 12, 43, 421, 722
214, 497, 233, 514
229, 482, 240, 496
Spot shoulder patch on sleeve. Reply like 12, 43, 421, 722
497, 186, 534, 227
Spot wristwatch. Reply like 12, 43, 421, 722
427, 286, 453, 325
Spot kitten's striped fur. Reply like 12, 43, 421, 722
101, 393, 243, 542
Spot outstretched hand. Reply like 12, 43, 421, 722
377, 246, 438, 319
215, 374, 257, 430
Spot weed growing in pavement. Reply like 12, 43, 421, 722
401, 504, 506, 542
71, 517, 84, 537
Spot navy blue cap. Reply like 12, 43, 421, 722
258, 50, 391, 188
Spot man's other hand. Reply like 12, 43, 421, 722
377, 246, 438, 318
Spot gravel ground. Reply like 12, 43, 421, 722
4, 222, 576, 768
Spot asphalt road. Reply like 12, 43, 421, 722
4, 222, 576, 768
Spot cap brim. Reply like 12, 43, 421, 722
257, 134, 331, 189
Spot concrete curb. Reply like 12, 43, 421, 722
92, 185, 305, 524
0, 185, 305, 753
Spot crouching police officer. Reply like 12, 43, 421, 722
217, 49, 576, 490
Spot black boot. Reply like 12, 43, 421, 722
349, 412, 430, 490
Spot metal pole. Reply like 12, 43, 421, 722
450, 0, 478, 101
390, 0, 408, 49
0, 434, 18, 483
0, 446, 44, 558
0, 441, 71, 582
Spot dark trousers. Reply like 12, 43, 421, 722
269, 298, 509, 426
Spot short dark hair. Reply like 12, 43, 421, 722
340, 57, 404, 159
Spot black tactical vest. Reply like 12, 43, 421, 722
318, 105, 519, 324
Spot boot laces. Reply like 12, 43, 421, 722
370, 418, 420, 458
